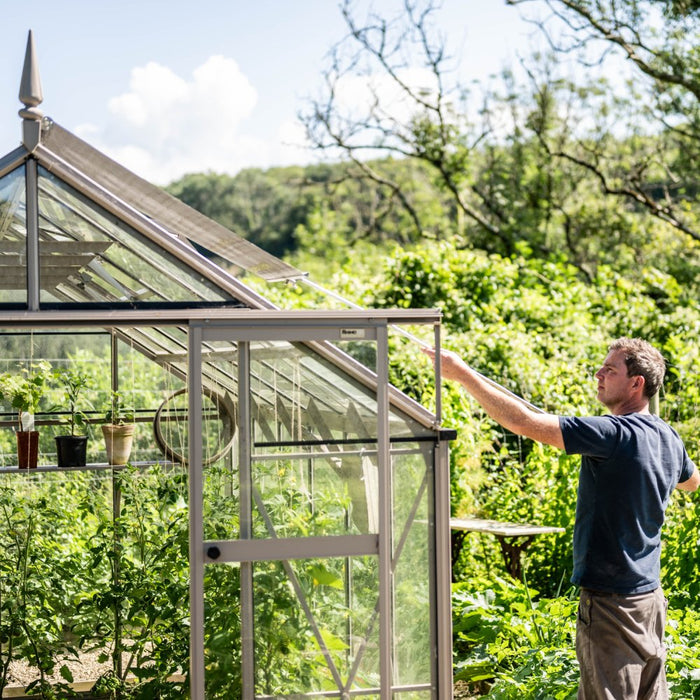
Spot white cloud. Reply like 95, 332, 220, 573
74, 55, 311, 185
275, 119, 313, 164
71, 58, 446, 184
334, 67, 441, 126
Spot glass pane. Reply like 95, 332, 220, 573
250, 340, 379, 446
37, 167, 234, 304
0, 466, 189, 692
0, 328, 194, 468
204, 562, 242, 697
252, 556, 380, 697
250, 340, 381, 537
253, 450, 377, 537
200, 350, 239, 541
0, 470, 114, 682
392, 446, 433, 689
194, 337, 433, 454
0, 165, 27, 304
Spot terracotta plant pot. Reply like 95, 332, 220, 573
102, 423, 135, 465
55, 435, 88, 468
16, 430, 39, 469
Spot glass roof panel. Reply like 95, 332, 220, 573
196, 339, 432, 442
120, 331, 434, 441
36, 167, 238, 306
0, 165, 27, 304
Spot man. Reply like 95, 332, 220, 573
424, 338, 700, 699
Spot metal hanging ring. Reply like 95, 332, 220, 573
153, 387, 236, 466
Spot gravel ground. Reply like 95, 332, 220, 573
5, 649, 124, 691
7, 659, 482, 698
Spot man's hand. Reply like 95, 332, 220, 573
421, 346, 471, 383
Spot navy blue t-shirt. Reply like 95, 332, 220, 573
560, 413, 695, 594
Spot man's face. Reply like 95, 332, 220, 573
595, 349, 638, 410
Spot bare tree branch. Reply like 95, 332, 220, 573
508, 0, 700, 98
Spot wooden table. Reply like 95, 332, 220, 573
451, 517, 565, 580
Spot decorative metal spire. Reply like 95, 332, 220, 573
19, 30, 44, 151
19, 30, 43, 119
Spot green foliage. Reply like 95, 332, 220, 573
0, 362, 52, 431
52, 367, 93, 436
166, 167, 318, 258
452, 576, 579, 696
660, 490, 700, 606
0, 467, 190, 697
102, 390, 135, 426
452, 575, 700, 698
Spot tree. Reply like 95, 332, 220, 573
167, 159, 457, 262
301, 0, 510, 248
301, 0, 700, 273
508, 0, 700, 241
166, 168, 313, 258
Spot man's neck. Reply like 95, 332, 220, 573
609, 398, 650, 416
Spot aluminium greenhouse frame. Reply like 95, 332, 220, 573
0, 31, 456, 698
0, 308, 454, 699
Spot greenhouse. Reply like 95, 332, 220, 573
0, 32, 455, 699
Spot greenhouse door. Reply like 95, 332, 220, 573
186, 317, 444, 699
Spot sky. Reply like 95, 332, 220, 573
1, 1, 547, 185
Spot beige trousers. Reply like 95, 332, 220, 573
576, 587, 668, 700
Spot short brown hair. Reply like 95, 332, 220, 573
608, 337, 666, 398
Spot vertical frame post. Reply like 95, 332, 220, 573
434, 439, 453, 699
238, 341, 255, 699
432, 320, 453, 698
112, 472, 123, 680
110, 330, 119, 393
433, 322, 442, 426
25, 158, 40, 311
376, 323, 392, 696
188, 323, 205, 699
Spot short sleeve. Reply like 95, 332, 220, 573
559, 415, 620, 460
681, 451, 696, 483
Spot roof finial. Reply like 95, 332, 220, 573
19, 30, 44, 121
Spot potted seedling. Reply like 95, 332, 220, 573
0, 361, 51, 469
53, 367, 93, 468
101, 391, 135, 465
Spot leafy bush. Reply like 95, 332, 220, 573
453, 576, 700, 699
452, 576, 579, 698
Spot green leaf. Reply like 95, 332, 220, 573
309, 564, 343, 588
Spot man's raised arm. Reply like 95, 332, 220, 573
423, 347, 564, 449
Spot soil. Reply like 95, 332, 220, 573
453, 679, 489, 699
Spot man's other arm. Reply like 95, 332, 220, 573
678, 465, 700, 492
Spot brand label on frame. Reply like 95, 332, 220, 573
340, 328, 366, 339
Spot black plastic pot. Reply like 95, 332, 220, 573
55, 435, 88, 468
